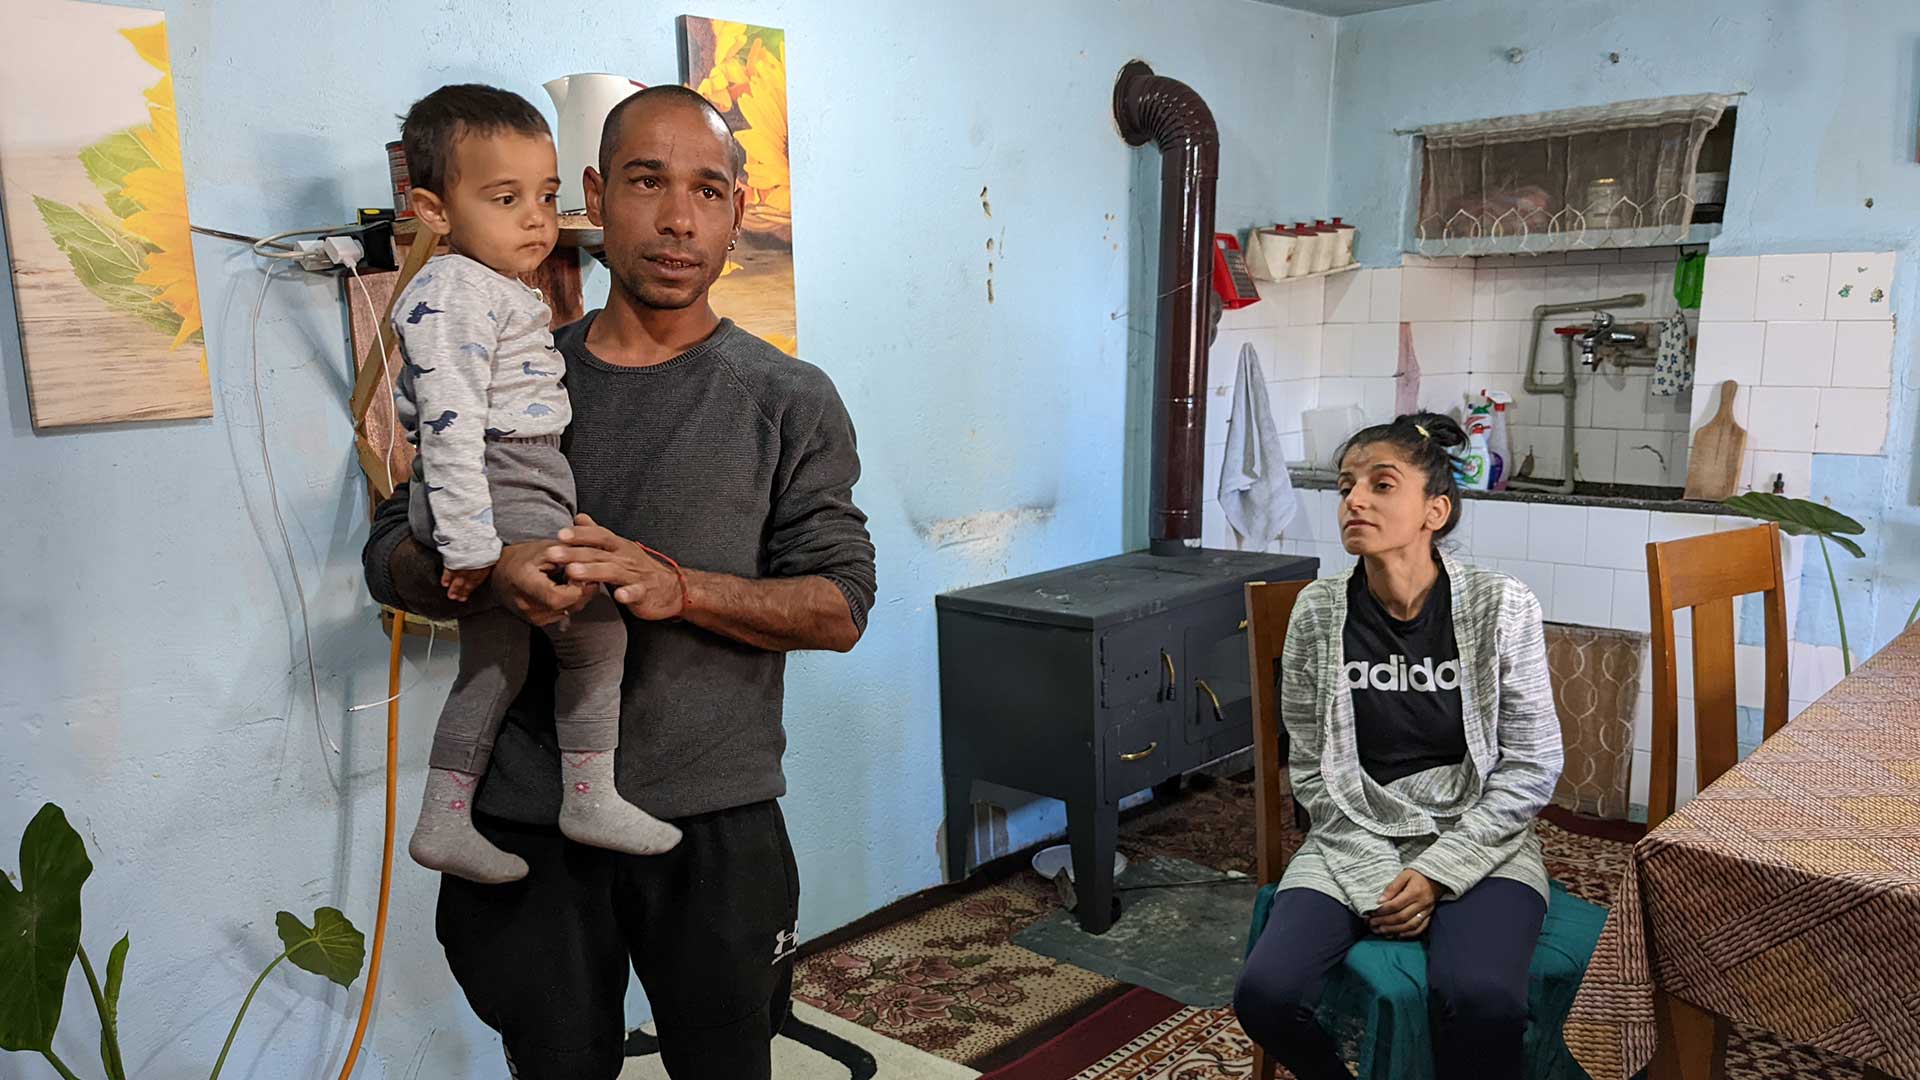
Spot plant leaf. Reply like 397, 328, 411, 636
1827, 533, 1866, 559
0, 804, 92, 1053
1720, 491, 1866, 537
101, 934, 129, 1080
32, 196, 183, 338
79, 129, 158, 220
275, 908, 366, 988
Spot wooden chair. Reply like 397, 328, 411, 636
1240, 580, 1607, 1080
1642, 522, 1796, 1080
1243, 579, 1309, 1080
1643, 522, 1790, 829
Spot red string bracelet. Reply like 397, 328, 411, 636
638, 543, 691, 618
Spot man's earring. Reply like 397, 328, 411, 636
727, 236, 738, 250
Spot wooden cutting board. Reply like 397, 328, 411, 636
1684, 379, 1747, 501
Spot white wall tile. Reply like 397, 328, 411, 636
1205, 385, 1233, 446
1468, 499, 1532, 561
1825, 251, 1896, 321
1813, 388, 1890, 454
1699, 256, 1759, 322
1325, 269, 1371, 324
1565, 248, 1622, 265
1650, 511, 1716, 544
1492, 267, 1547, 321
1612, 570, 1652, 633
1615, 437, 1671, 486
1644, 388, 1693, 432
1206, 328, 1262, 390
1595, 262, 1657, 309
1528, 503, 1588, 563
1665, 430, 1693, 486
1505, 557, 1556, 611
1515, 424, 1565, 479
1370, 268, 1403, 323
1587, 507, 1651, 570
1352, 322, 1400, 377
1755, 254, 1831, 320
1319, 376, 1361, 409
1411, 321, 1469, 375
1282, 431, 1307, 463
1361, 376, 1398, 424
1287, 277, 1327, 327
1400, 267, 1451, 323
1830, 321, 1894, 388
1591, 373, 1653, 429
1688, 376, 1753, 433
1269, 325, 1323, 382
1270, 379, 1319, 435
1551, 564, 1616, 626
1469, 319, 1526, 375
1420, 375, 1472, 417
1745, 386, 1816, 452
1472, 268, 1498, 320
1791, 643, 1848, 701
1734, 644, 1768, 709
1575, 427, 1619, 482
1321, 323, 1353, 376
1758, 320, 1838, 387
1749, 450, 1813, 500
1693, 321, 1766, 388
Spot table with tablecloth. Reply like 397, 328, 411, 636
1565, 623, 1920, 1079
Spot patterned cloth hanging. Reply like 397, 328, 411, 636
1650, 311, 1692, 397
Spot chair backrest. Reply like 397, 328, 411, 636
1245, 578, 1309, 887
1643, 521, 1790, 828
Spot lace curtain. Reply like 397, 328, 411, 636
1412, 93, 1735, 256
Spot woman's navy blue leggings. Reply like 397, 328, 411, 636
1232, 877, 1545, 1080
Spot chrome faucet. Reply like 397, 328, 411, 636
1577, 311, 1646, 367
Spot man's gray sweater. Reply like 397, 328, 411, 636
364, 316, 876, 823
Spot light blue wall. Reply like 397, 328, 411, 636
1, 1, 1335, 1076
1330, 0, 1920, 660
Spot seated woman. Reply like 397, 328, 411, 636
1232, 412, 1564, 1080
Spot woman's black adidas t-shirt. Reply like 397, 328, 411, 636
1343, 560, 1468, 785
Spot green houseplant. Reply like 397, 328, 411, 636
1722, 491, 1920, 675
1, 803, 365, 1080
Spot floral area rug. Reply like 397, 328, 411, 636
796, 774, 1867, 1077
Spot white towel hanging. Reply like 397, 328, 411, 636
1218, 342, 1298, 548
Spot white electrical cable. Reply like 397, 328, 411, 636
250, 262, 338, 757
250, 222, 360, 260
347, 620, 438, 713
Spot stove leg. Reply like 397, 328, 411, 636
943, 774, 973, 883
1068, 798, 1119, 934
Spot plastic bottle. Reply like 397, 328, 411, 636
1481, 389, 1514, 491
1459, 403, 1494, 491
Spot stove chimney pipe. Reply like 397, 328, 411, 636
1113, 60, 1219, 557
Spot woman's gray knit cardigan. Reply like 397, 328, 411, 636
1278, 552, 1565, 913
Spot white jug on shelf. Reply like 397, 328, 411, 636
544, 73, 646, 214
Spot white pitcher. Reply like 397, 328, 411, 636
544, 73, 645, 214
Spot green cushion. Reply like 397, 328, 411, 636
1245, 880, 1605, 1080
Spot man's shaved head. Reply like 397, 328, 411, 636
597, 84, 746, 179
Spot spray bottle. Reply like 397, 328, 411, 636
1459, 401, 1494, 491
1481, 389, 1514, 491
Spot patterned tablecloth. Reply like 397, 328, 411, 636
1566, 623, 1920, 1079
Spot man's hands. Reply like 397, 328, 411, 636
441, 565, 494, 603
1370, 869, 1439, 939
546, 514, 689, 621
490, 539, 593, 627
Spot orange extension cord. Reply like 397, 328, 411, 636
335, 616, 403, 1079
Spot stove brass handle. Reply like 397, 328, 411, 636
1119, 741, 1158, 762
1160, 651, 1175, 698
1196, 678, 1223, 720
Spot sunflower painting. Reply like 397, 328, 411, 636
0, 0, 210, 429
679, 16, 797, 356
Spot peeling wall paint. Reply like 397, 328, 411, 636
0, 1, 1336, 1076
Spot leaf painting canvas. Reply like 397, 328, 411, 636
679, 16, 797, 356
0, 0, 210, 429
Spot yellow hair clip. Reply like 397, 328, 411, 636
1415, 424, 1431, 439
